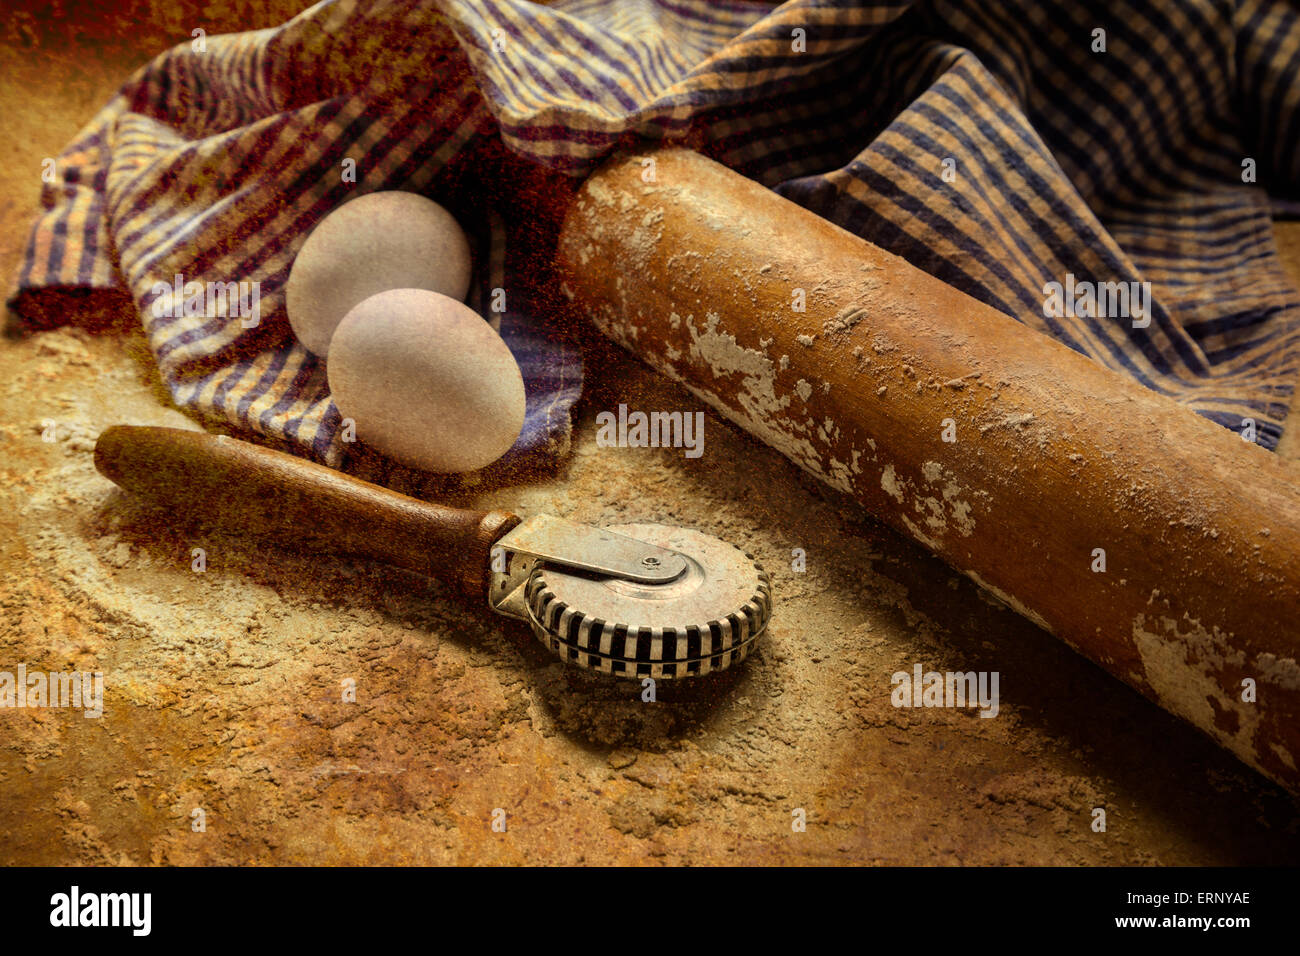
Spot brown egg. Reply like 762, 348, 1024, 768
327, 289, 525, 473
286, 191, 471, 357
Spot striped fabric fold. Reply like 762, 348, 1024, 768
10, 0, 1300, 464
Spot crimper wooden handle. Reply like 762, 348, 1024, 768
93, 425, 519, 600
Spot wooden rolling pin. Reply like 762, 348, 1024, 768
555, 147, 1300, 793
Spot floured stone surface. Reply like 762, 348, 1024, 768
3, 324, 1300, 865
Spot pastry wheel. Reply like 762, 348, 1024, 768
93, 426, 771, 679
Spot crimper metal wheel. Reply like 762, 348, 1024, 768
523, 524, 771, 678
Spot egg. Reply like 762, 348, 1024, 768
327, 288, 525, 473
286, 191, 472, 357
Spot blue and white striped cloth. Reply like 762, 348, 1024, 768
11, 0, 1300, 464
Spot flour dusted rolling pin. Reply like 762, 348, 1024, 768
555, 147, 1300, 793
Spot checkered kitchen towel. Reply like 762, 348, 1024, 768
11, 0, 1300, 464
